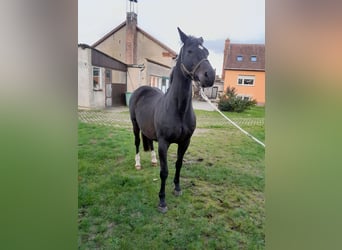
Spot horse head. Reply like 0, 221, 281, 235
177, 27, 216, 88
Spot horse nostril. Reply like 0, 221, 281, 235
204, 72, 208, 78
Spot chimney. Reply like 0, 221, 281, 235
222, 38, 230, 80
126, 12, 137, 64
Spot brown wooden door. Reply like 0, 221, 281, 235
111, 84, 126, 106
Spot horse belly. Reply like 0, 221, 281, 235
161, 123, 195, 143
136, 114, 157, 140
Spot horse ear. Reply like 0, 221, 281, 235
199, 37, 204, 44
177, 27, 188, 43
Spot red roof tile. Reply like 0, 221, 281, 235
223, 41, 265, 71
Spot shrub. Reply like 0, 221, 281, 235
218, 86, 256, 112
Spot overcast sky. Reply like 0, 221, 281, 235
78, 0, 265, 76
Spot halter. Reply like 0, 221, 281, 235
179, 46, 209, 81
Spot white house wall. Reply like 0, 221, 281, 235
78, 47, 106, 109
78, 47, 92, 108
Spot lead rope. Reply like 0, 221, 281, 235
199, 88, 265, 148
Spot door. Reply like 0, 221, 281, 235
105, 69, 112, 107
111, 84, 127, 106
105, 83, 112, 106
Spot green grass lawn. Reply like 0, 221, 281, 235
78, 106, 265, 249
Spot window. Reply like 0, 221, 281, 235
105, 69, 111, 83
250, 55, 257, 62
237, 75, 255, 86
236, 55, 243, 62
237, 94, 252, 101
161, 77, 168, 93
93, 67, 102, 90
150, 75, 170, 93
150, 75, 159, 88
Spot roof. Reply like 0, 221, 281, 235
145, 58, 172, 69
91, 21, 177, 57
92, 21, 126, 48
223, 42, 265, 71
78, 44, 127, 71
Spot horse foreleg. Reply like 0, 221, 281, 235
158, 139, 170, 213
173, 139, 190, 196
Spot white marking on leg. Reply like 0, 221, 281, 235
151, 150, 157, 166
135, 153, 141, 170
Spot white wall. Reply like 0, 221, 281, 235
78, 47, 106, 109
78, 47, 92, 108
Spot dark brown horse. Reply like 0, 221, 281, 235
129, 28, 215, 213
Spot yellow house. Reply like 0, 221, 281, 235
222, 39, 265, 105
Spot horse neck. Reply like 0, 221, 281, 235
166, 62, 193, 115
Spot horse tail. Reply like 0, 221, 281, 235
142, 133, 152, 152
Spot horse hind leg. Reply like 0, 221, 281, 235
142, 133, 157, 166
132, 120, 141, 170
150, 142, 158, 166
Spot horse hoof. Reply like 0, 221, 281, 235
173, 189, 182, 196
158, 205, 168, 213
151, 161, 158, 167
135, 165, 141, 170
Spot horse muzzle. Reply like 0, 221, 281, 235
195, 61, 216, 88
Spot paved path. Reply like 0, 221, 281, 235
78, 108, 131, 128
78, 101, 264, 128
192, 100, 217, 111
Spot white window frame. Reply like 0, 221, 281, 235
237, 75, 255, 86
105, 68, 111, 83
250, 55, 257, 62
236, 55, 243, 62
237, 94, 252, 101
93, 67, 103, 90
